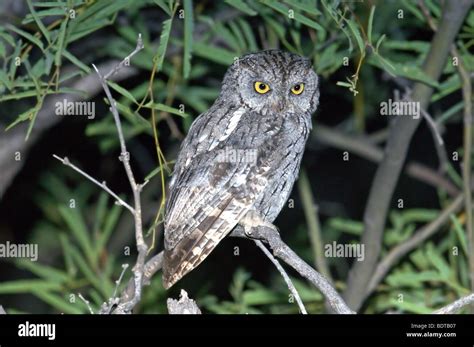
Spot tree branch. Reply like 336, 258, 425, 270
434, 293, 474, 314
52, 155, 134, 213
343, 0, 473, 311
231, 226, 355, 314
167, 289, 201, 314
91, 35, 146, 314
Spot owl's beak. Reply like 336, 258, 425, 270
272, 97, 286, 112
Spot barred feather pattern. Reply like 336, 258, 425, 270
163, 50, 319, 289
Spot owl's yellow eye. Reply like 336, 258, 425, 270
291, 83, 305, 95
254, 81, 270, 94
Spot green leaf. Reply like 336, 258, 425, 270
368, 55, 440, 88
70, 246, 112, 297
390, 299, 432, 314
0, 39, 6, 58
63, 49, 91, 73
0, 280, 62, 294
96, 203, 122, 254
238, 18, 258, 51
449, 214, 469, 256
58, 206, 95, 267
426, 243, 451, 278
336, 81, 353, 88
284, 0, 321, 16
26, 0, 51, 44
242, 288, 284, 305
263, 1, 324, 32
6, 24, 44, 52
144, 101, 189, 118
154, 18, 173, 72
108, 80, 138, 104
375, 34, 386, 52
34, 290, 83, 314
367, 6, 375, 44
5, 106, 39, 132
0, 69, 12, 90
328, 218, 363, 235
145, 160, 175, 181
383, 40, 430, 53
387, 270, 442, 287
153, 0, 172, 16
59, 233, 77, 276
0, 30, 16, 47
183, 0, 193, 79
23, 8, 66, 23
224, 0, 257, 16
55, 17, 69, 67
344, 18, 365, 56
212, 22, 241, 52
15, 259, 69, 283
193, 42, 236, 65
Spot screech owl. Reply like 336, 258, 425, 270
162, 50, 320, 289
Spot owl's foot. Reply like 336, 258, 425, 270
238, 210, 279, 240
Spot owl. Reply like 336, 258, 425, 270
162, 50, 319, 289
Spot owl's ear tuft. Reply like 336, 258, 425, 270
302, 57, 313, 70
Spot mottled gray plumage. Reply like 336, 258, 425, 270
162, 50, 319, 289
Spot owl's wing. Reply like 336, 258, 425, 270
162, 107, 272, 288
163, 153, 271, 289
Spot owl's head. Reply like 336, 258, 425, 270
221, 50, 319, 116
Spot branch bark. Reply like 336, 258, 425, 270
231, 226, 355, 314
167, 289, 201, 314
343, 0, 473, 311
434, 293, 474, 314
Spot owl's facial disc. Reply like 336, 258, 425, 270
230, 50, 319, 116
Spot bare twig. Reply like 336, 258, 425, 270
434, 293, 474, 314
231, 226, 355, 314
254, 240, 307, 314
114, 251, 164, 312
167, 289, 201, 314
113, 264, 130, 299
343, 0, 472, 311
78, 293, 95, 314
52, 155, 134, 213
366, 194, 464, 298
90, 34, 146, 313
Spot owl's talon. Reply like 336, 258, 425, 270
243, 226, 253, 238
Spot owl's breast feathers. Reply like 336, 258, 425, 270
162, 105, 311, 289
